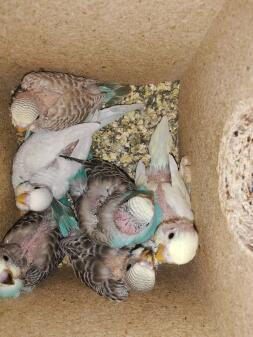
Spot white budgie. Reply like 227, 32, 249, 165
136, 115, 193, 221
12, 122, 99, 209
135, 116, 198, 265
12, 104, 143, 212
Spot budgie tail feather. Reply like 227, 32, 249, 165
51, 197, 79, 237
149, 116, 174, 171
98, 84, 131, 106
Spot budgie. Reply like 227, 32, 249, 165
135, 116, 198, 265
62, 158, 162, 248
12, 122, 99, 211
11, 71, 132, 133
12, 103, 144, 212
0, 210, 64, 298
60, 232, 131, 301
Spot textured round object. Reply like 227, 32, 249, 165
218, 99, 253, 252
127, 196, 154, 224
11, 97, 39, 128
125, 262, 156, 292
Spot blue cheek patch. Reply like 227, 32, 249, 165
0, 279, 24, 298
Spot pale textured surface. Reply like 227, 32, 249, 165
179, 1, 253, 336
0, 89, 18, 238
0, 266, 218, 337
218, 99, 253, 252
0, 1, 223, 84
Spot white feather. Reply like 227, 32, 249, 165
159, 153, 193, 221
135, 160, 147, 187
127, 196, 154, 224
162, 184, 194, 221
167, 231, 199, 265
86, 104, 144, 128
149, 116, 173, 170
12, 123, 100, 199
125, 262, 156, 292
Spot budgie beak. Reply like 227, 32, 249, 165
16, 192, 29, 206
0, 269, 14, 285
16, 126, 27, 133
155, 244, 167, 263
0, 259, 23, 298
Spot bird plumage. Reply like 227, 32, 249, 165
64, 158, 160, 248
12, 122, 100, 202
140, 116, 194, 221
11, 71, 131, 132
0, 210, 64, 297
135, 116, 198, 265
60, 232, 130, 301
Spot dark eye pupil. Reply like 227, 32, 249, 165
168, 233, 175, 240
3, 255, 9, 262
34, 187, 40, 190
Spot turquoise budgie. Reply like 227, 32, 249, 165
62, 157, 162, 248
11, 71, 132, 133
0, 210, 64, 298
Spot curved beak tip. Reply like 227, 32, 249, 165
16, 126, 27, 133
16, 193, 28, 206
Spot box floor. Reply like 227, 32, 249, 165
1, 266, 218, 337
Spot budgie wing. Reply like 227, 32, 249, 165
169, 154, 191, 207
162, 183, 194, 221
135, 160, 147, 187
22, 71, 68, 93
60, 234, 129, 300
22, 72, 104, 128
3, 211, 45, 244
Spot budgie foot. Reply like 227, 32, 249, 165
19, 210, 28, 217
179, 156, 192, 194
23, 286, 34, 293
141, 240, 158, 253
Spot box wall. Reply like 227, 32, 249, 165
179, 1, 253, 336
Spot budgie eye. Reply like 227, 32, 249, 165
34, 186, 40, 190
168, 233, 175, 240
126, 264, 132, 271
3, 255, 9, 262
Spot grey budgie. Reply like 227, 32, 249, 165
60, 232, 130, 301
11, 71, 131, 132
65, 158, 160, 249
0, 210, 64, 298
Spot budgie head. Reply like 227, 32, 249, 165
0, 243, 25, 298
154, 218, 198, 265
11, 94, 40, 133
15, 182, 53, 212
